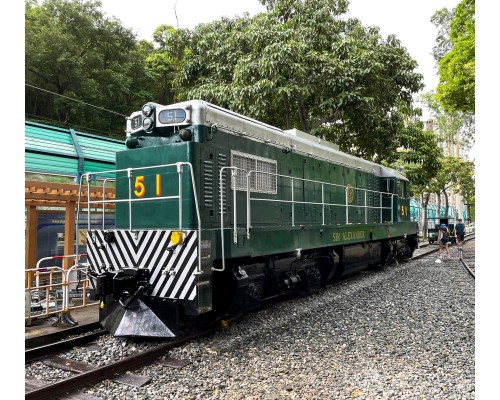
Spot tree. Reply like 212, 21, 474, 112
25, 0, 153, 137
431, 7, 453, 63
435, 0, 475, 113
434, 156, 475, 219
145, 25, 191, 104
420, 92, 474, 155
176, 0, 424, 163
389, 117, 443, 237
417, 91, 475, 226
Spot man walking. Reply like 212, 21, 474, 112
454, 218, 466, 252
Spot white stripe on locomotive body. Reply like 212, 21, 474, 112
178, 251, 199, 299
112, 232, 135, 268
157, 234, 198, 298
171, 250, 198, 299
150, 247, 178, 295
148, 244, 172, 284
87, 230, 198, 301
151, 233, 192, 296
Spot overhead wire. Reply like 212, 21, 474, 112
25, 83, 128, 117
24, 112, 122, 138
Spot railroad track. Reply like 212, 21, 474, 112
25, 327, 217, 400
26, 322, 102, 350
26, 236, 475, 399
412, 234, 475, 260
25, 327, 106, 364
24, 272, 385, 399
458, 238, 475, 279
412, 235, 475, 283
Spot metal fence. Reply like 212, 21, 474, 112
25, 254, 97, 326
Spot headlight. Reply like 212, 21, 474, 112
143, 117, 154, 131
179, 128, 192, 141
142, 103, 154, 117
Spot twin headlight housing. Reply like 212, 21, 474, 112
127, 102, 191, 139
141, 103, 156, 132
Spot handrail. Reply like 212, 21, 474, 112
245, 170, 395, 233
215, 166, 248, 272
216, 168, 398, 273
102, 178, 113, 230
79, 162, 202, 275
35, 254, 85, 293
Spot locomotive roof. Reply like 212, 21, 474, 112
164, 100, 407, 181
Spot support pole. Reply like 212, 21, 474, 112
25, 206, 38, 287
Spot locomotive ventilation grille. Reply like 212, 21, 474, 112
86, 230, 199, 301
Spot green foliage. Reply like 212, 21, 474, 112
144, 25, 192, 104
175, 0, 423, 163
417, 92, 475, 216
389, 118, 443, 196
420, 92, 475, 153
431, 8, 453, 63
434, 156, 475, 215
26, 0, 426, 166
25, 0, 154, 137
435, 0, 475, 113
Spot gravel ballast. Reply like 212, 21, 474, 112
28, 243, 475, 399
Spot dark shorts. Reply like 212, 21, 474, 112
440, 238, 449, 245
457, 234, 465, 242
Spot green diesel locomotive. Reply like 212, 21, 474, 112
83, 100, 418, 337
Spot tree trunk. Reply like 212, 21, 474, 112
443, 189, 450, 218
283, 95, 292, 130
422, 192, 430, 239
436, 192, 442, 218
295, 92, 309, 133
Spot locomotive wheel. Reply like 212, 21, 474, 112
297, 266, 322, 297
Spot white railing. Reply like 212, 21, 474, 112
25, 254, 97, 324
79, 162, 202, 275
73, 162, 397, 278
217, 169, 396, 271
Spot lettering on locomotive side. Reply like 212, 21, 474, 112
332, 230, 366, 242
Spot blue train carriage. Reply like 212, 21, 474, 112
84, 100, 418, 338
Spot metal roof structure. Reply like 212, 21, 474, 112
25, 120, 125, 182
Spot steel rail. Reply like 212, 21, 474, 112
25, 322, 101, 350
411, 234, 475, 261
459, 257, 475, 279
25, 328, 105, 364
25, 327, 216, 400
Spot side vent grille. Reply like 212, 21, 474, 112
218, 153, 227, 214
203, 160, 214, 208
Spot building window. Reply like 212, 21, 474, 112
231, 151, 277, 194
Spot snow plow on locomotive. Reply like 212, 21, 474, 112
80, 100, 418, 338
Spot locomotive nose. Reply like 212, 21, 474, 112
101, 298, 176, 337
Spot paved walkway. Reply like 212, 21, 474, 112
25, 303, 99, 341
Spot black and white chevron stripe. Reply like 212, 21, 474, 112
86, 230, 199, 301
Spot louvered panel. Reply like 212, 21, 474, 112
218, 153, 227, 214
203, 160, 214, 208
